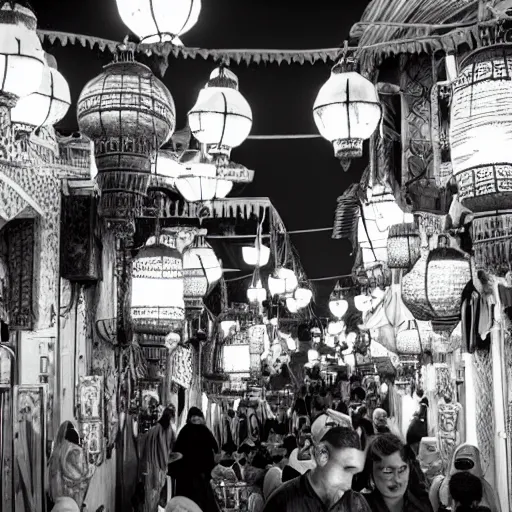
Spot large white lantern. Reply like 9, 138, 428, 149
131, 236, 185, 334
152, 149, 183, 189
242, 242, 270, 267
11, 54, 71, 131
182, 232, 222, 309
313, 60, 381, 168
188, 67, 252, 157
329, 298, 348, 319
268, 267, 298, 297
0, 3, 45, 108
294, 288, 313, 308
116, 0, 201, 44
174, 149, 233, 202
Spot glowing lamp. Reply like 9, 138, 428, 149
286, 298, 299, 313
0, 3, 45, 108
188, 67, 252, 157
220, 320, 238, 338
328, 321, 345, 336
174, 149, 233, 202
329, 299, 348, 318
11, 54, 70, 131
242, 243, 270, 267
294, 288, 313, 308
268, 276, 285, 297
116, 0, 201, 44
387, 222, 421, 270
152, 149, 183, 188
131, 236, 185, 334
247, 283, 267, 304
313, 59, 381, 167
307, 349, 320, 365
286, 337, 297, 352
223, 344, 250, 374
182, 232, 221, 309
275, 268, 298, 294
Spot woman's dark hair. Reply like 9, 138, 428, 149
158, 405, 176, 430
362, 433, 415, 489
449, 472, 483, 511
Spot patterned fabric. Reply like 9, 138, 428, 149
171, 346, 193, 389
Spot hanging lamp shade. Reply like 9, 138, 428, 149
77, 46, 175, 228
152, 149, 182, 189
329, 298, 348, 318
11, 53, 71, 131
182, 232, 222, 309
188, 67, 252, 157
0, 3, 45, 109
395, 321, 422, 355
174, 148, 233, 202
313, 59, 381, 167
294, 287, 313, 308
116, 0, 201, 44
242, 243, 270, 267
286, 297, 299, 314
387, 222, 421, 269
450, 45, 512, 212
131, 235, 185, 334
247, 281, 266, 304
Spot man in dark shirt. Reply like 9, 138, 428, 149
263, 427, 371, 512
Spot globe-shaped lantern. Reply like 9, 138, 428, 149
329, 298, 348, 319
77, 46, 175, 229
268, 267, 298, 297
151, 149, 182, 190
182, 232, 222, 309
116, 0, 201, 44
313, 59, 381, 169
11, 53, 71, 132
131, 234, 185, 334
188, 66, 252, 158
0, 3, 45, 109
174, 148, 233, 202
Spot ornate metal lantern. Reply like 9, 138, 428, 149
387, 223, 421, 270
450, 45, 512, 212
116, 0, 201, 44
395, 321, 422, 355
188, 67, 252, 159
313, 59, 381, 169
130, 234, 185, 334
11, 53, 71, 131
77, 45, 175, 232
0, 3, 45, 110
182, 231, 222, 309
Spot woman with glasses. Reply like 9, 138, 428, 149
361, 433, 432, 512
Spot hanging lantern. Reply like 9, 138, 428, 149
268, 267, 298, 297
174, 148, 233, 202
426, 235, 470, 322
77, 45, 175, 231
313, 58, 381, 169
329, 299, 348, 318
396, 321, 422, 355
450, 45, 512, 212
286, 297, 299, 314
222, 343, 251, 374
354, 294, 372, 313
11, 53, 71, 132
182, 230, 222, 309
188, 66, 252, 158
116, 0, 201, 44
368, 186, 414, 232
387, 222, 421, 269
242, 242, 270, 267
0, 3, 45, 109
247, 270, 267, 304
131, 234, 185, 334
294, 287, 313, 308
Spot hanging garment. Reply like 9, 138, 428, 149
460, 282, 491, 353
437, 400, 462, 473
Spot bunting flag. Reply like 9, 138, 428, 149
37, 30, 341, 66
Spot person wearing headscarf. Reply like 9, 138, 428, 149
174, 406, 219, 512
429, 444, 501, 512
373, 409, 391, 434
138, 405, 177, 512
449, 471, 492, 512
165, 496, 203, 512
48, 421, 94, 510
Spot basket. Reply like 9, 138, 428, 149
211, 481, 252, 512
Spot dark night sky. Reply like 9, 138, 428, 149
36, 0, 370, 313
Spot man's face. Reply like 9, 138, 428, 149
318, 446, 365, 492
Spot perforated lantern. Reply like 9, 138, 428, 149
131, 235, 185, 334
182, 232, 222, 309
387, 223, 421, 270
313, 59, 381, 168
11, 53, 71, 131
450, 45, 512, 212
116, 0, 201, 44
77, 47, 175, 226
395, 321, 422, 355
188, 67, 252, 158
0, 3, 45, 110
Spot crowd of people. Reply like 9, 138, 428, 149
126, 386, 501, 512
